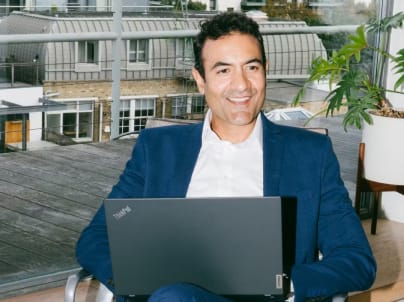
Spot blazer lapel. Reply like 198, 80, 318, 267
169, 123, 203, 197
262, 113, 284, 196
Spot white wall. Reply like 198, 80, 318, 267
0, 87, 43, 142
379, 0, 404, 222
216, 0, 240, 11
199, 0, 241, 11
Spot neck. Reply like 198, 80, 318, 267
211, 119, 257, 144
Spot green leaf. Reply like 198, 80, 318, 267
293, 87, 306, 106
393, 48, 404, 90
367, 12, 404, 33
338, 25, 367, 63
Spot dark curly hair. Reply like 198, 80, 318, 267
193, 12, 266, 79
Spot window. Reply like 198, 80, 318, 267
127, 39, 151, 70
78, 41, 97, 63
209, 0, 216, 10
46, 99, 94, 142
119, 101, 130, 134
175, 38, 194, 68
191, 95, 205, 114
75, 40, 100, 72
171, 95, 187, 118
170, 94, 205, 119
119, 97, 156, 135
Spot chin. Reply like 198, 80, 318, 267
231, 112, 257, 124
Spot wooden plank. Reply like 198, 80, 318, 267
0, 206, 79, 247
0, 244, 74, 282
47, 146, 129, 171
0, 260, 21, 276
0, 223, 75, 261
0, 243, 64, 275
0, 180, 100, 217
0, 153, 117, 200
20, 149, 124, 179
0, 169, 105, 210
68, 140, 134, 163
0, 193, 89, 232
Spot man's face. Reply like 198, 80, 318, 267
192, 32, 266, 141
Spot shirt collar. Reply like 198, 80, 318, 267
201, 109, 263, 148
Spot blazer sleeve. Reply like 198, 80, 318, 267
75, 133, 148, 291
291, 137, 376, 301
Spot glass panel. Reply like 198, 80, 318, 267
133, 98, 155, 133
63, 112, 77, 138
134, 117, 148, 132
47, 114, 61, 134
129, 40, 137, 63
78, 112, 92, 138
64, 102, 77, 111
129, 40, 148, 63
79, 102, 93, 111
119, 99, 131, 135
183, 38, 193, 60
119, 109, 130, 134
172, 96, 187, 118
137, 39, 148, 62
78, 41, 86, 63
87, 41, 96, 63
191, 96, 205, 114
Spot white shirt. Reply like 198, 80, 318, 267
186, 109, 264, 198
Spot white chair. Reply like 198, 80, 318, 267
64, 269, 113, 302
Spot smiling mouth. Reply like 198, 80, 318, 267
227, 96, 250, 104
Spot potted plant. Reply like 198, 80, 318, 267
294, 12, 404, 185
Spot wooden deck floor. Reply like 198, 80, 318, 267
0, 117, 363, 299
0, 138, 135, 298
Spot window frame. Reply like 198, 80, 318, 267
75, 40, 101, 72
126, 39, 152, 70
45, 98, 95, 142
119, 96, 157, 135
175, 37, 194, 69
168, 93, 205, 119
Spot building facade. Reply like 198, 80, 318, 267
0, 11, 326, 149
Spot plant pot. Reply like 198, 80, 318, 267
362, 112, 404, 185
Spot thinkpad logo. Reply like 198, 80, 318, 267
113, 205, 132, 220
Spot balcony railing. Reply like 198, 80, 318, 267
0, 9, 358, 143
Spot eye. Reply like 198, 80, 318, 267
217, 67, 230, 75
246, 64, 261, 72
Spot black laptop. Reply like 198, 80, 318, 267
104, 196, 297, 301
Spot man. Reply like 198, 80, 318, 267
76, 12, 376, 302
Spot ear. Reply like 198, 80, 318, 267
265, 61, 269, 73
192, 67, 205, 94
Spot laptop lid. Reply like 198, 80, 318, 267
105, 196, 296, 300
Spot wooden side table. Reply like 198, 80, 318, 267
354, 143, 404, 234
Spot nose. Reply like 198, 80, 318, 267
231, 68, 250, 92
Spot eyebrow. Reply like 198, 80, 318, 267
210, 58, 263, 71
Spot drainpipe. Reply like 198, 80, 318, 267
99, 101, 103, 143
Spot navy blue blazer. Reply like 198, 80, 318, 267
76, 113, 376, 301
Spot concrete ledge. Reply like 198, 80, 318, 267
0, 267, 81, 300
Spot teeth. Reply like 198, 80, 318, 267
228, 97, 249, 103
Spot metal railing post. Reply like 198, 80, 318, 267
110, 0, 122, 140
